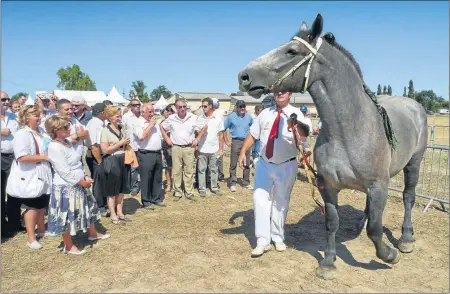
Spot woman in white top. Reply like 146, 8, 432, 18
8, 106, 52, 250
45, 116, 110, 255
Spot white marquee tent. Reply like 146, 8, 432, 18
153, 94, 169, 111
106, 86, 129, 105
53, 90, 107, 106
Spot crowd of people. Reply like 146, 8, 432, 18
1, 89, 316, 257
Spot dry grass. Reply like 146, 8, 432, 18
1, 155, 449, 293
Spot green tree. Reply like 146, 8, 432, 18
131, 80, 150, 103
407, 79, 415, 99
403, 87, 407, 97
383, 85, 387, 95
150, 85, 172, 101
11, 92, 28, 101
377, 84, 382, 95
387, 85, 392, 96
56, 64, 96, 90
414, 90, 446, 113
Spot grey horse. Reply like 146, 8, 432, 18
237, 14, 428, 280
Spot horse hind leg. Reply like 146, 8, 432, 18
398, 153, 421, 253
366, 181, 400, 264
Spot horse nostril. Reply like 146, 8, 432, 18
239, 72, 251, 86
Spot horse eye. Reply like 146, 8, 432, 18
286, 49, 298, 56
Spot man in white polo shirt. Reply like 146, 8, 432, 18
195, 97, 224, 197
160, 98, 202, 201
238, 91, 310, 258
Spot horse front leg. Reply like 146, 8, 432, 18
315, 184, 340, 280
366, 181, 400, 264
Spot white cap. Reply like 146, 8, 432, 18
211, 98, 220, 109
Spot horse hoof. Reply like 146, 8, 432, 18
315, 266, 337, 280
384, 249, 401, 265
398, 241, 415, 253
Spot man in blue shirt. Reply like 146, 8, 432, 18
223, 100, 253, 192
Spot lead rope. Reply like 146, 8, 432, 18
363, 85, 398, 150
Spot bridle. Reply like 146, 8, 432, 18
268, 36, 323, 93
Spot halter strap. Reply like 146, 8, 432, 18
268, 37, 323, 93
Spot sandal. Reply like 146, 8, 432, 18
118, 216, 132, 222
111, 219, 125, 225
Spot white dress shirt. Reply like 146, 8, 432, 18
124, 113, 143, 151
85, 116, 105, 147
161, 112, 200, 146
1, 112, 19, 154
250, 104, 306, 164
134, 119, 163, 151
196, 113, 224, 154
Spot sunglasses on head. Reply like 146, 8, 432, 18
1, 98, 10, 102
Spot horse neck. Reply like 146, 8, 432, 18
308, 46, 379, 139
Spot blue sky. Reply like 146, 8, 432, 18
1, 1, 448, 99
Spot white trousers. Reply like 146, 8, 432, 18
253, 158, 297, 246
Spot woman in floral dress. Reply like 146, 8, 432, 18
45, 116, 110, 255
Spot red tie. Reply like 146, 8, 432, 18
265, 109, 282, 159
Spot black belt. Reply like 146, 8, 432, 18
232, 138, 245, 141
138, 149, 161, 154
174, 144, 192, 148
267, 157, 297, 165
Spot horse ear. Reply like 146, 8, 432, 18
309, 13, 323, 41
299, 21, 308, 32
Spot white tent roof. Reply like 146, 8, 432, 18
53, 90, 107, 106
154, 94, 168, 110
106, 86, 129, 105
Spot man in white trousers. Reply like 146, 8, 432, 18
238, 91, 310, 257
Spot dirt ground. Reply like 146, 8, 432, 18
1, 156, 449, 293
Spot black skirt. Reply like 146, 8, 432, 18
102, 153, 131, 197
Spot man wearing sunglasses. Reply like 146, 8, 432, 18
194, 97, 224, 197
1, 91, 12, 114
222, 99, 254, 192
123, 99, 143, 197
160, 98, 203, 201
71, 96, 92, 126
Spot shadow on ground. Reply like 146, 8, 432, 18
220, 204, 392, 271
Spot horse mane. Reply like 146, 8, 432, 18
293, 30, 364, 81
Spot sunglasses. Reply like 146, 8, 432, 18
72, 104, 81, 108
202, 105, 209, 108
177, 105, 187, 109
238, 105, 246, 109
131, 104, 141, 107
1, 98, 11, 102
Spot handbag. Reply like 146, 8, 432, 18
6, 132, 47, 199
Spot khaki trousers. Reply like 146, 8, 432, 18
172, 145, 195, 198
